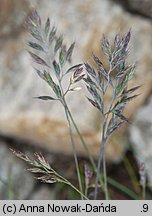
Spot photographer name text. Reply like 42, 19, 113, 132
2, 203, 116, 214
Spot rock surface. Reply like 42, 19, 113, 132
0, 0, 151, 161
130, 96, 152, 186
112, 0, 152, 19
0, 0, 29, 39
29, 186, 55, 200
0, 140, 57, 199
0, 141, 34, 199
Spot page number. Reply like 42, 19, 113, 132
141, 204, 148, 212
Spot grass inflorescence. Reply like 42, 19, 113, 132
12, 9, 143, 200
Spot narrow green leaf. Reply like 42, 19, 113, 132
44, 71, 54, 87
45, 18, 50, 36
83, 75, 98, 89
111, 100, 125, 112
87, 85, 98, 99
29, 28, 43, 41
53, 84, 62, 98
59, 48, 66, 65
84, 63, 96, 79
114, 110, 128, 122
116, 64, 136, 95
107, 115, 115, 129
54, 35, 63, 53
35, 96, 56, 100
66, 42, 75, 63
65, 64, 82, 75
98, 66, 108, 80
124, 94, 140, 103
115, 76, 128, 96
53, 60, 60, 77
116, 83, 124, 96
107, 121, 125, 136
125, 64, 136, 82
96, 97, 104, 114
87, 97, 100, 110
87, 96, 103, 113
86, 84, 104, 113
43, 71, 62, 98
49, 26, 56, 44
124, 85, 141, 95
28, 42, 44, 52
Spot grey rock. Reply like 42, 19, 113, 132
0, 141, 35, 199
0, 0, 32, 41
0, 0, 151, 161
112, 0, 152, 19
29, 186, 55, 200
128, 0, 152, 18
130, 96, 152, 186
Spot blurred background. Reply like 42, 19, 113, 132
0, 0, 151, 199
